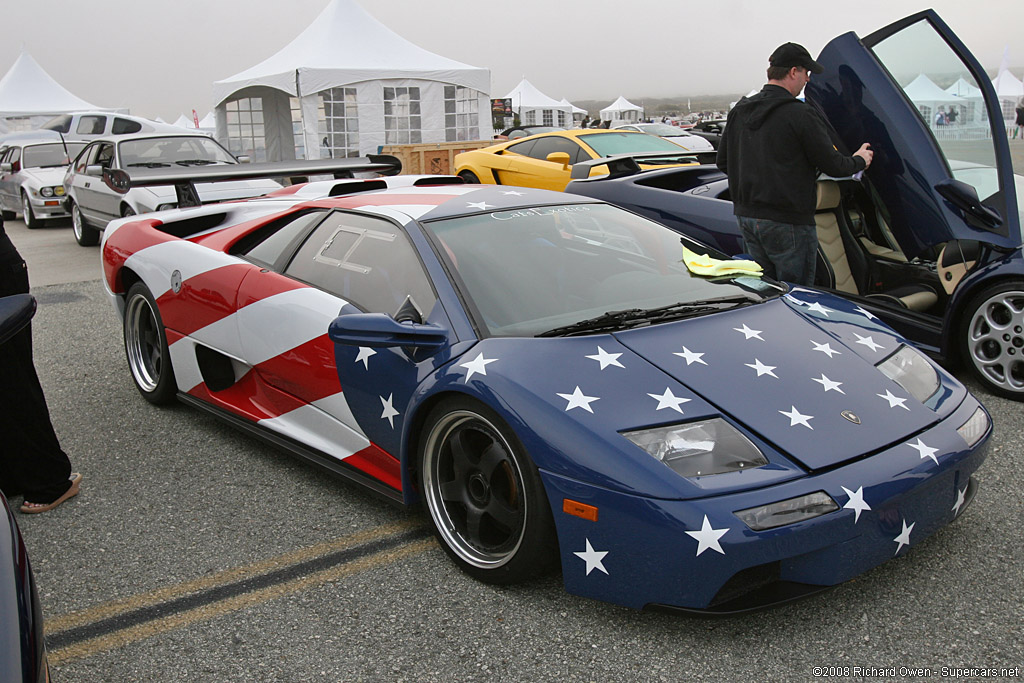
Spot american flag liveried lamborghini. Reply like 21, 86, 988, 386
100, 174, 991, 612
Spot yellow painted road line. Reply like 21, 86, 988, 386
46, 519, 420, 633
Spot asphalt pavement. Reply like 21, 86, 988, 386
5, 197, 1024, 681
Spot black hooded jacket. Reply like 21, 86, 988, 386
716, 84, 866, 225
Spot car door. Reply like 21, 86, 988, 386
0, 147, 18, 211
806, 10, 1020, 257
71, 141, 118, 225
496, 135, 588, 190
234, 209, 453, 487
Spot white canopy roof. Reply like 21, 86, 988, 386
560, 98, 587, 116
600, 96, 643, 118
501, 79, 565, 110
945, 77, 983, 99
902, 74, 957, 103
173, 114, 195, 129
0, 50, 99, 115
992, 68, 1024, 98
213, 0, 490, 105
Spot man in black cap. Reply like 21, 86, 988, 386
716, 42, 873, 285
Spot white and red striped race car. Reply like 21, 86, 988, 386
100, 168, 990, 612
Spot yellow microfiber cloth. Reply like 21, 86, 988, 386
681, 245, 763, 277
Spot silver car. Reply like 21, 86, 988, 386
0, 138, 87, 228
612, 122, 715, 152
64, 132, 281, 246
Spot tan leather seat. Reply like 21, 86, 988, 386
814, 180, 937, 311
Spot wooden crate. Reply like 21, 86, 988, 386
380, 140, 496, 175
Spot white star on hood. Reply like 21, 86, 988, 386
878, 389, 910, 410
811, 340, 841, 358
855, 305, 879, 320
908, 438, 939, 465
460, 352, 498, 382
952, 486, 967, 516
812, 373, 845, 393
893, 519, 915, 554
674, 346, 707, 366
855, 334, 884, 352
685, 515, 728, 556
467, 201, 493, 210
500, 190, 524, 195
355, 347, 376, 370
648, 388, 691, 413
558, 386, 600, 413
380, 393, 400, 428
734, 324, 764, 340
806, 301, 834, 316
746, 359, 778, 378
574, 539, 609, 575
780, 406, 814, 429
841, 485, 871, 523
587, 346, 624, 370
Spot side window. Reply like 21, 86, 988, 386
285, 212, 436, 317
506, 139, 536, 158
238, 210, 328, 268
76, 116, 107, 135
112, 118, 143, 135
75, 144, 98, 173
527, 136, 586, 164
95, 143, 114, 169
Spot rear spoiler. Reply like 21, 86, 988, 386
569, 151, 717, 180
103, 155, 402, 208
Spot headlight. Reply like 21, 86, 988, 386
735, 491, 838, 530
40, 187, 54, 197
623, 418, 767, 478
54, 186, 65, 196
876, 344, 939, 403
957, 406, 989, 447
155, 203, 177, 212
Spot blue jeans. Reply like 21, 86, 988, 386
736, 216, 817, 286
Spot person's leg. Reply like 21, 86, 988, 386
754, 220, 817, 286
736, 216, 776, 280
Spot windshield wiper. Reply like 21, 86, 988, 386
126, 162, 171, 168
174, 159, 221, 166
537, 295, 756, 337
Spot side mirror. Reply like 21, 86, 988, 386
0, 163, 11, 173
935, 178, 1002, 230
236, 155, 251, 164
85, 164, 104, 177
328, 312, 448, 350
546, 151, 571, 169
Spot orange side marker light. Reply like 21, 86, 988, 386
563, 498, 598, 522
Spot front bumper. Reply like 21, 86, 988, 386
26, 194, 70, 219
542, 393, 990, 611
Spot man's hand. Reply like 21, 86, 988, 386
854, 143, 873, 169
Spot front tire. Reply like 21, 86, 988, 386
961, 281, 1024, 399
124, 282, 177, 405
71, 202, 100, 246
22, 192, 40, 229
419, 397, 557, 584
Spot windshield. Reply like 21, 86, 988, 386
40, 114, 72, 134
118, 136, 237, 168
582, 132, 688, 157
426, 203, 780, 337
951, 162, 1024, 227
22, 142, 87, 168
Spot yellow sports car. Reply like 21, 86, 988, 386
454, 129, 700, 191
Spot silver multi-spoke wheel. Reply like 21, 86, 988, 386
22, 193, 39, 229
124, 282, 176, 404
71, 203, 99, 246
419, 399, 557, 583
964, 283, 1024, 398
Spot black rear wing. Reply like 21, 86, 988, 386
103, 155, 402, 208
569, 151, 717, 180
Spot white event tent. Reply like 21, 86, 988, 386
501, 79, 572, 128
560, 98, 587, 125
992, 68, 1024, 122
599, 96, 644, 123
212, 0, 492, 161
902, 73, 958, 127
944, 77, 986, 124
0, 51, 105, 133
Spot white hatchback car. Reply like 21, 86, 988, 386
612, 122, 715, 152
0, 137, 87, 227
64, 132, 281, 246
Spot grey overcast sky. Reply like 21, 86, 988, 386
3, 0, 1023, 121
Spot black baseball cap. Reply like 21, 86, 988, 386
769, 42, 824, 74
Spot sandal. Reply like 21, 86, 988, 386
20, 473, 82, 514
